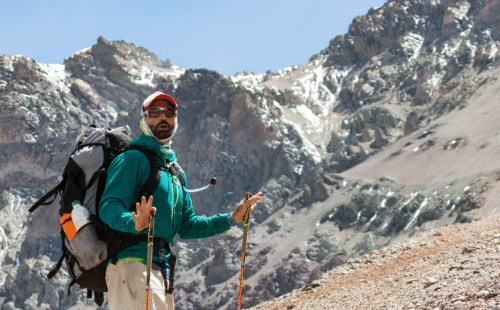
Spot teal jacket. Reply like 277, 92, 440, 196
99, 134, 231, 267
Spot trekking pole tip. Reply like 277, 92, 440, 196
210, 177, 216, 186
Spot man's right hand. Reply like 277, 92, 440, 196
132, 196, 156, 232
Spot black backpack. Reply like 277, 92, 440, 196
28, 125, 182, 306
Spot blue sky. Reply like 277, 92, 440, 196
1, 0, 386, 76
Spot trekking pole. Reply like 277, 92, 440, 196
237, 193, 252, 310
145, 211, 156, 310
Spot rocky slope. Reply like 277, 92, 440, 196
251, 213, 500, 310
2, 0, 500, 308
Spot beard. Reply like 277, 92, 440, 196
153, 121, 174, 139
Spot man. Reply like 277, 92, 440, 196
99, 92, 262, 310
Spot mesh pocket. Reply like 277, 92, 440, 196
65, 223, 108, 271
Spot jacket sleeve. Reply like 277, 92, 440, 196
176, 171, 231, 240
99, 150, 150, 234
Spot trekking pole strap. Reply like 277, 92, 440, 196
164, 243, 176, 294
157, 240, 170, 296
154, 239, 176, 295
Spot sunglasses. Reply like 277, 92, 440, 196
144, 107, 177, 118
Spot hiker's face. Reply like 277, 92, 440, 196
145, 100, 177, 139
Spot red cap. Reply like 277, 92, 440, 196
142, 92, 177, 111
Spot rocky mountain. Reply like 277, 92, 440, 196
2, 0, 500, 308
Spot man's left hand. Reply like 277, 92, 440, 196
231, 192, 263, 223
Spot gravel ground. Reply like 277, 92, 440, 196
250, 214, 500, 310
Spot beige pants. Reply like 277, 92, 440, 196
106, 262, 174, 310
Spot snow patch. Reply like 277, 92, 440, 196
401, 33, 424, 61
367, 214, 378, 225
38, 63, 71, 93
294, 164, 304, 176
405, 198, 428, 230
5, 57, 15, 72
70, 46, 91, 58
291, 123, 322, 163
401, 192, 420, 210
229, 72, 265, 86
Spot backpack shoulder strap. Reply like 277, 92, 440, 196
127, 146, 162, 210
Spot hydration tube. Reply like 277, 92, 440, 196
183, 177, 217, 193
